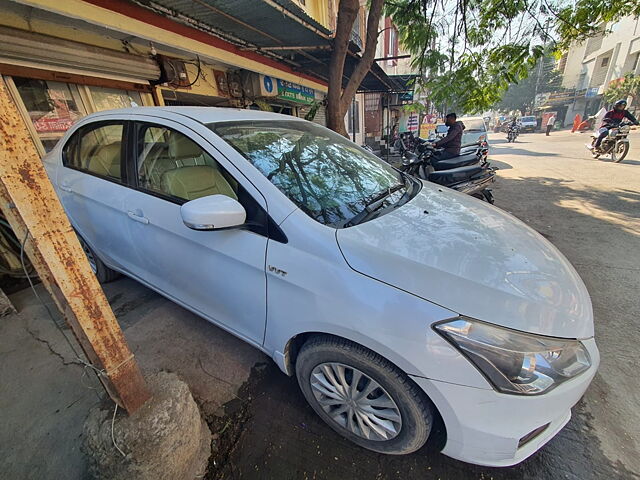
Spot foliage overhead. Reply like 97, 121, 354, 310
386, 0, 640, 113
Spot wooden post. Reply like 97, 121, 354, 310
0, 78, 150, 413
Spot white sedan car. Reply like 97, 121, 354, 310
44, 107, 598, 466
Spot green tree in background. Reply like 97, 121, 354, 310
384, 0, 640, 115
604, 73, 640, 110
496, 55, 563, 115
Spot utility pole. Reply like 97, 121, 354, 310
0, 78, 150, 414
534, 18, 553, 107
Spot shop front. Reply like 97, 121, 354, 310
0, 26, 159, 155
247, 73, 325, 124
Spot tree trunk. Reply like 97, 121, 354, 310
326, 0, 385, 137
326, 0, 359, 136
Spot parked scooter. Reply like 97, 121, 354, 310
400, 141, 496, 203
587, 120, 635, 162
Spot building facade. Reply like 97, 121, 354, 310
1, 0, 395, 157
558, 16, 640, 125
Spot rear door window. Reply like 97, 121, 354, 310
63, 123, 125, 181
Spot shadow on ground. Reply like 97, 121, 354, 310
490, 145, 560, 157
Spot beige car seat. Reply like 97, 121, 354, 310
86, 143, 121, 179
161, 131, 237, 201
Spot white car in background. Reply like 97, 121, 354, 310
519, 116, 538, 133
44, 107, 598, 467
460, 116, 489, 146
433, 117, 489, 148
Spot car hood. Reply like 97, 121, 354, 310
336, 183, 593, 338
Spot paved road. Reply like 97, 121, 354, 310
207, 130, 640, 480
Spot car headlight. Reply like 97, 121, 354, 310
434, 318, 591, 395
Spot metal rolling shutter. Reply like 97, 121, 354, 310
0, 26, 160, 83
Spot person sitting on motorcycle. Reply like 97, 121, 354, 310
434, 113, 465, 159
508, 117, 520, 133
591, 100, 638, 149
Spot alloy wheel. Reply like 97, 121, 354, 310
310, 362, 402, 441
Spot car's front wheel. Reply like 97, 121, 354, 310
295, 335, 434, 455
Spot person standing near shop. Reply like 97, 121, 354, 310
545, 114, 556, 136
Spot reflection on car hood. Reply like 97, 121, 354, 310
336, 183, 593, 338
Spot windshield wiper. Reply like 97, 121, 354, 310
345, 182, 406, 227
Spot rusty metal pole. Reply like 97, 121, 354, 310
0, 78, 150, 414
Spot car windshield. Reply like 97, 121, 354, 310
521, 116, 535, 122
211, 120, 414, 227
462, 118, 486, 132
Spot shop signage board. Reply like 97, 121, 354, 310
585, 87, 600, 98
259, 75, 278, 97
407, 112, 419, 133
399, 91, 414, 102
276, 79, 314, 104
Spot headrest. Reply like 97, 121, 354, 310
168, 131, 203, 160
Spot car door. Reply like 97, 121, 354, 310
120, 118, 269, 346
58, 120, 133, 271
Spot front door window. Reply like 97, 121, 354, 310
136, 125, 238, 202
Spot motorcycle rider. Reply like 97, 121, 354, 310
508, 117, 520, 135
434, 112, 465, 159
590, 99, 638, 150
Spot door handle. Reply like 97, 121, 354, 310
59, 183, 73, 192
127, 211, 149, 225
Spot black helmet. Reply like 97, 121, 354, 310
614, 99, 627, 107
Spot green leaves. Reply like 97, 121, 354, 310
386, 0, 635, 113
604, 74, 640, 105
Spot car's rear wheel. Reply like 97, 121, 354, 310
295, 335, 434, 455
76, 235, 119, 283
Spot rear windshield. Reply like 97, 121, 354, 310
521, 116, 535, 122
462, 118, 486, 132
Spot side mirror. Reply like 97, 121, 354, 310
180, 195, 246, 231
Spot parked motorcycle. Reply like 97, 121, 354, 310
400, 142, 496, 203
587, 120, 635, 162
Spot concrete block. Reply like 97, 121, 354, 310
83, 371, 211, 480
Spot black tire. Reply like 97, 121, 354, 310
295, 335, 434, 455
612, 141, 629, 163
482, 189, 495, 204
76, 234, 119, 283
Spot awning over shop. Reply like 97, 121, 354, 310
139, 0, 397, 92
388, 74, 421, 93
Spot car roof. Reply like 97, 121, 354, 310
84, 106, 306, 124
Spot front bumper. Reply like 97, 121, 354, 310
412, 338, 599, 467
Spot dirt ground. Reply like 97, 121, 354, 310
1, 129, 638, 479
